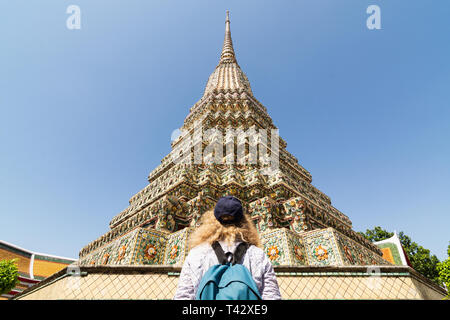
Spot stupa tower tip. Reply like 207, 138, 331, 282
220, 10, 236, 64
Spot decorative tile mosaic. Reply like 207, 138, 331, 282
283, 196, 310, 233
186, 195, 216, 228
78, 224, 387, 268
302, 228, 341, 266
260, 228, 307, 266
286, 229, 307, 265
248, 196, 279, 233
133, 229, 169, 265
78, 228, 141, 266
153, 196, 185, 232
333, 230, 389, 266
163, 227, 194, 266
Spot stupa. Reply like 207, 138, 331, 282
14, 12, 446, 300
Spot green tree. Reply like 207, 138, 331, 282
0, 259, 19, 295
359, 226, 393, 242
360, 227, 442, 286
437, 242, 450, 298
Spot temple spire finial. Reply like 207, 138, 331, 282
203, 11, 253, 96
220, 10, 236, 63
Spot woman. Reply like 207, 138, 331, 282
174, 196, 282, 300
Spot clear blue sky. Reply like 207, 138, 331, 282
1, 1, 449, 261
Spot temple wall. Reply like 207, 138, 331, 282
0, 247, 31, 277
15, 266, 447, 300
32, 259, 72, 279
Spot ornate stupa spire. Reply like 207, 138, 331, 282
220, 10, 236, 63
203, 10, 253, 96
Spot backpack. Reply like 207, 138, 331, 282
195, 241, 262, 300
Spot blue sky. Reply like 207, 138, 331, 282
0, 0, 449, 261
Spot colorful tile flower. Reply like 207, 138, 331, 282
314, 245, 328, 261
144, 244, 157, 260
267, 245, 280, 261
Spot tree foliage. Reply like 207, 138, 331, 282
359, 226, 393, 242
437, 242, 450, 298
360, 227, 442, 286
0, 259, 19, 295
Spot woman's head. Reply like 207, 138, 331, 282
213, 196, 244, 225
188, 198, 262, 249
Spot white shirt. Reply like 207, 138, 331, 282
174, 241, 282, 300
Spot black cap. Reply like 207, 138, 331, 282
214, 196, 243, 225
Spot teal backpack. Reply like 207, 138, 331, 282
195, 241, 262, 300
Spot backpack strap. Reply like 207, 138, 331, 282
212, 241, 249, 265
232, 242, 249, 265
212, 241, 227, 265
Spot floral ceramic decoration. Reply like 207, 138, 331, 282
314, 245, 328, 261
145, 244, 157, 260
267, 245, 280, 261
